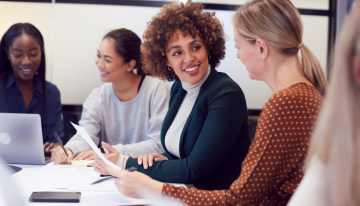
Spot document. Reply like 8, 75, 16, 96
71, 122, 121, 170
55, 160, 94, 168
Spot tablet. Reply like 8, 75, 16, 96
29, 192, 81, 203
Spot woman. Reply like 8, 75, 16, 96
105, 0, 327, 205
51, 28, 169, 164
94, 2, 251, 190
0, 23, 63, 154
288, 2, 360, 206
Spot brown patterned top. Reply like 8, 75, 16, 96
162, 83, 323, 206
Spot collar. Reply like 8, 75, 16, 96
6, 73, 44, 95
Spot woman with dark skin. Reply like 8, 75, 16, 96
0, 23, 63, 153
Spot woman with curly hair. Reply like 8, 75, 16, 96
104, 0, 327, 205
94, 2, 251, 190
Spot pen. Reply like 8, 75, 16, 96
99, 167, 137, 177
54, 131, 69, 157
93, 167, 137, 180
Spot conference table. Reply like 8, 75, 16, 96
10, 162, 182, 206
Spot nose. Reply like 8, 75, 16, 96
96, 57, 105, 69
22, 55, 31, 65
183, 52, 195, 64
236, 50, 240, 59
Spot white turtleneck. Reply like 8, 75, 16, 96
164, 65, 211, 158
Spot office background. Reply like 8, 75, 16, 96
0, 0, 340, 139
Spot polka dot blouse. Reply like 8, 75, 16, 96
162, 83, 323, 206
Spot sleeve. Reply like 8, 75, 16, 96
162, 91, 318, 206
112, 81, 169, 156
126, 82, 248, 184
65, 90, 102, 156
45, 88, 64, 143
287, 156, 329, 206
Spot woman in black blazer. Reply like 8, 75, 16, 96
94, 2, 251, 191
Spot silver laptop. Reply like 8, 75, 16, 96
0, 113, 45, 165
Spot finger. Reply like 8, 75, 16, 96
45, 143, 55, 152
142, 155, 148, 169
43, 142, 50, 150
149, 154, 154, 167
138, 155, 143, 165
49, 143, 59, 152
74, 152, 86, 160
85, 156, 94, 160
106, 166, 123, 178
101, 142, 117, 153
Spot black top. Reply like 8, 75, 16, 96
126, 67, 251, 190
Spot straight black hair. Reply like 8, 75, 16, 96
0, 23, 46, 113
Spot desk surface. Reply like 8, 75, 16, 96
10, 163, 152, 206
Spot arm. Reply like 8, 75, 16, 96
112, 82, 169, 156
162, 92, 320, 206
44, 88, 64, 143
65, 90, 102, 156
126, 84, 248, 184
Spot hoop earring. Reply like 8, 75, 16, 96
35, 72, 38, 75
167, 66, 172, 71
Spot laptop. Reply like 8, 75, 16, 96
0, 113, 45, 165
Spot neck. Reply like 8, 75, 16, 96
12, 72, 34, 88
264, 55, 310, 93
112, 72, 142, 101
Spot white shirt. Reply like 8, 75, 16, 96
164, 65, 211, 158
287, 156, 330, 206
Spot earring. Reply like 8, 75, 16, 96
167, 66, 172, 71
208, 54, 211, 59
35, 72, 38, 75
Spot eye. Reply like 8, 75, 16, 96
172, 51, 181, 56
12, 53, 22, 58
30, 53, 39, 57
193, 45, 201, 51
96, 54, 101, 58
105, 59, 111, 63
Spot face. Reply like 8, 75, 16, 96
7, 34, 41, 81
166, 31, 209, 84
95, 38, 133, 82
233, 28, 265, 80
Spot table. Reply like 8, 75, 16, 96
10, 163, 152, 206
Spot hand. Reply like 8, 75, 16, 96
51, 146, 73, 164
94, 142, 119, 175
106, 165, 164, 199
74, 150, 95, 160
43, 142, 60, 153
133, 153, 167, 169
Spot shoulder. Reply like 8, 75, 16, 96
206, 71, 245, 101
45, 81, 60, 98
143, 76, 170, 93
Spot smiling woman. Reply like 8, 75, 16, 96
0, 23, 64, 154
93, 2, 251, 191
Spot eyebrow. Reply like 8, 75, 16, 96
97, 50, 113, 59
168, 39, 202, 51
11, 47, 39, 52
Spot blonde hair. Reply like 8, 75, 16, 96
307, 2, 360, 205
233, 0, 328, 95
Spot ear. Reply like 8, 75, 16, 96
256, 39, 269, 59
351, 56, 360, 87
126, 59, 136, 72
166, 60, 172, 68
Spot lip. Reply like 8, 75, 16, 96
183, 64, 200, 76
100, 70, 110, 77
19, 68, 33, 76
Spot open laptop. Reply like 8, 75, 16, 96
0, 113, 45, 165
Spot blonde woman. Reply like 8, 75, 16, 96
288, 2, 360, 206
103, 0, 327, 205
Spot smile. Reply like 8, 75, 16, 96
184, 66, 198, 72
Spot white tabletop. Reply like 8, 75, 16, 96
10, 163, 151, 206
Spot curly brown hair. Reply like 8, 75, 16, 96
141, 2, 226, 81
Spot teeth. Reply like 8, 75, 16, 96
185, 66, 198, 72
100, 71, 109, 75
21, 69, 31, 72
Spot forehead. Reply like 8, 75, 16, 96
10, 34, 40, 49
167, 31, 202, 47
99, 38, 116, 52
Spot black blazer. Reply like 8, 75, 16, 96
126, 68, 251, 190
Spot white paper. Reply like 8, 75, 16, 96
54, 178, 118, 192
71, 122, 121, 170
56, 160, 94, 168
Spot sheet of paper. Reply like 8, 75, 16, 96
71, 122, 121, 170
54, 178, 118, 192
